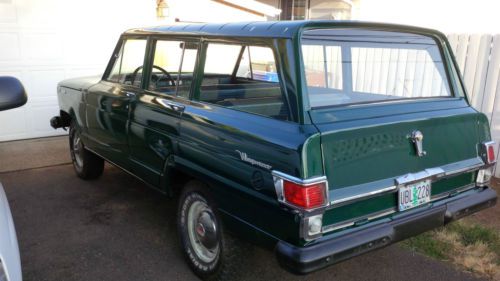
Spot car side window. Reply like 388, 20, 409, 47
302, 45, 342, 90
236, 45, 279, 82
199, 43, 289, 121
149, 40, 199, 99
107, 39, 147, 87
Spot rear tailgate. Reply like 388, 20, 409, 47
311, 99, 485, 231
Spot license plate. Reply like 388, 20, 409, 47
398, 180, 431, 211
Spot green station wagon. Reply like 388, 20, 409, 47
51, 21, 497, 280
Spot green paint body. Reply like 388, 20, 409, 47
56, 21, 491, 249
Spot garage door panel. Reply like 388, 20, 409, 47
0, 3, 17, 23
66, 68, 103, 80
0, 0, 156, 142
63, 34, 116, 65
0, 33, 20, 60
16, 0, 61, 28
0, 107, 27, 141
27, 69, 65, 98
22, 33, 63, 61
29, 104, 64, 135
0, 71, 23, 81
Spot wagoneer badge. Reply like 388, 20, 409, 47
410, 130, 426, 157
235, 150, 272, 170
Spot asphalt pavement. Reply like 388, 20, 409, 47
0, 137, 486, 281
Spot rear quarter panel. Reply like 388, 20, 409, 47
177, 103, 321, 244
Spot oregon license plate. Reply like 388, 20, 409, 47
398, 180, 431, 211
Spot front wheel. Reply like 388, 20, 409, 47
177, 181, 246, 281
69, 122, 104, 180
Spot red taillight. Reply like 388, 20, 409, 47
488, 145, 496, 163
283, 180, 326, 209
483, 141, 497, 164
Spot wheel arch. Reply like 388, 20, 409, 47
163, 164, 200, 198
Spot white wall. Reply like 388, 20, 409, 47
0, 0, 157, 141
0, 0, 271, 142
447, 34, 500, 176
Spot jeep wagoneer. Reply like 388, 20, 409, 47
51, 21, 497, 280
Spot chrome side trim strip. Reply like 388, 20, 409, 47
368, 209, 397, 221
322, 222, 353, 233
395, 167, 445, 186
322, 208, 396, 233
323, 183, 478, 234
443, 162, 484, 177
329, 157, 485, 207
330, 185, 397, 206
430, 183, 476, 201
271, 170, 327, 185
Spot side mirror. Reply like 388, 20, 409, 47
0, 76, 27, 111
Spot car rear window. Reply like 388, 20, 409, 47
301, 29, 452, 108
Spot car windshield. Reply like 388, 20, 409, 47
301, 29, 452, 108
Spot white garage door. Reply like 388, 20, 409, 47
0, 0, 156, 141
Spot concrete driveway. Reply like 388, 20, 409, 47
0, 137, 485, 281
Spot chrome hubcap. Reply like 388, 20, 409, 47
187, 200, 219, 263
72, 134, 84, 168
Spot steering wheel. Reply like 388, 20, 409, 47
130, 65, 176, 88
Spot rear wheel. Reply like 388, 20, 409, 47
69, 122, 104, 179
177, 181, 245, 281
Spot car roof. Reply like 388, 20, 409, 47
124, 20, 446, 40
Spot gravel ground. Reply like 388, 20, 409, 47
0, 161, 485, 281
471, 178, 500, 231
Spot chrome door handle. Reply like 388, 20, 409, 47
168, 102, 185, 112
157, 98, 185, 113
122, 91, 136, 98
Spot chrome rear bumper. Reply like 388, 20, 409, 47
275, 187, 497, 275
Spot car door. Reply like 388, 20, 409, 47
127, 38, 200, 189
85, 37, 148, 168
